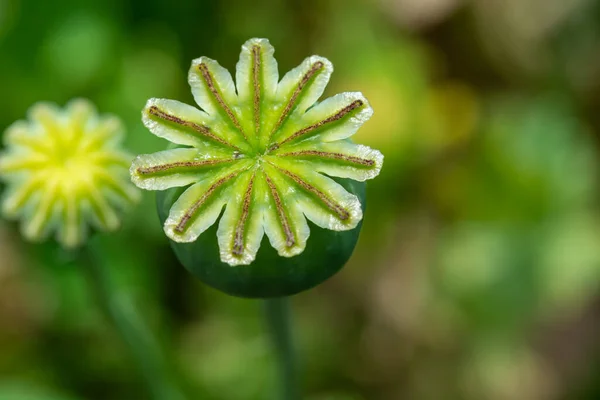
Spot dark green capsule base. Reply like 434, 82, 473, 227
156, 178, 366, 298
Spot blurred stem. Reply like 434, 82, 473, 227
263, 297, 300, 400
79, 244, 186, 400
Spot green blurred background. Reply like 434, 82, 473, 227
2, 0, 600, 399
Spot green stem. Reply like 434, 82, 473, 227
263, 297, 300, 400
80, 245, 186, 400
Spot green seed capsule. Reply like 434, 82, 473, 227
157, 178, 365, 297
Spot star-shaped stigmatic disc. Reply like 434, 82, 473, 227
131, 38, 383, 266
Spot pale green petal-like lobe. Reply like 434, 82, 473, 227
22, 180, 60, 241
29, 103, 62, 134
188, 57, 250, 144
58, 194, 85, 248
274, 140, 383, 181
271, 92, 373, 147
235, 38, 279, 145
165, 181, 227, 243
83, 182, 121, 231
164, 161, 253, 243
142, 98, 246, 153
259, 169, 310, 258
276, 56, 332, 114
1, 174, 45, 217
217, 169, 265, 265
0, 151, 49, 175
236, 38, 279, 103
93, 168, 141, 207
189, 57, 238, 115
65, 98, 98, 144
66, 98, 96, 129
91, 150, 133, 168
130, 148, 237, 190
78, 115, 124, 152
4, 121, 51, 155
264, 157, 362, 231
259, 55, 333, 148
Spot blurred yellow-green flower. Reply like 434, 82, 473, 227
0, 99, 140, 248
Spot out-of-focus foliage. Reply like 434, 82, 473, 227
2, 0, 600, 399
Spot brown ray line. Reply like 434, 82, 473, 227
271, 99, 363, 150
263, 173, 295, 248
267, 61, 325, 142
175, 170, 241, 233
232, 172, 256, 256
197, 63, 248, 140
252, 45, 261, 136
136, 158, 235, 175
278, 149, 374, 166
147, 106, 240, 151
271, 164, 349, 220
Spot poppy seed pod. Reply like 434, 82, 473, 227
131, 38, 383, 297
